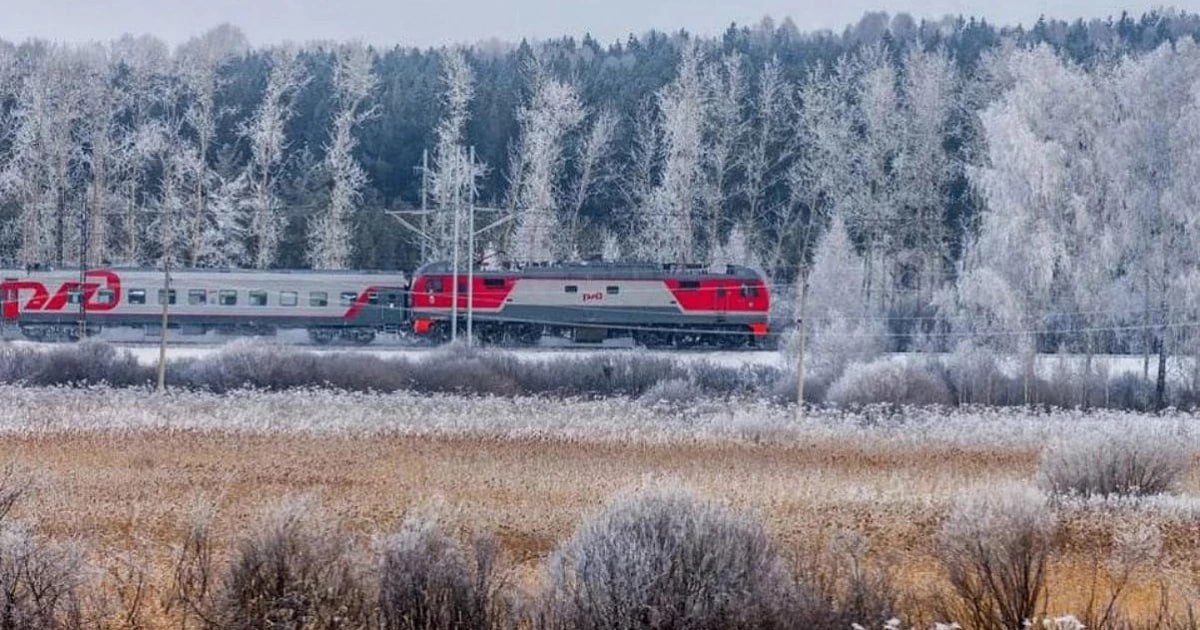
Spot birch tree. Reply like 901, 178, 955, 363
428, 48, 479, 262
645, 41, 705, 262
700, 52, 748, 263
742, 56, 793, 275
242, 46, 307, 269
509, 65, 584, 263
565, 108, 617, 257
308, 43, 377, 269
177, 24, 248, 266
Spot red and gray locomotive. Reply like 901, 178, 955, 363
0, 261, 770, 347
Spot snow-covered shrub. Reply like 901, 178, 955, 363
944, 341, 1010, 405
1039, 431, 1191, 498
0, 522, 86, 629
214, 497, 371, 628
797, 530, 899, 629
33, 340, 149, 386
639, 377, 703, 408
535, 485, 798, 629
778, 318, 887, 402
937, 486, 1054, 630
380, 512, 501, 630
826, 358, 952, 407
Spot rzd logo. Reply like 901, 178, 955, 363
581, 291, 604, 303
1, 270, 122, 320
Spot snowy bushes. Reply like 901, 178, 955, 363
212, 498, 373, 629
534, 486, 799, 630
380, 513, 502, 630
826, 358, 953, 407
1039, 432, 1192, 498
936, 486, 1054, 630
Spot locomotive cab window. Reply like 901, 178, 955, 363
188, 289, 207, 305
339, 291, 357, 306
426, 279, 444, 293
483, 278, 505, 288
606, 286, 619, 295
310, 291, 328, 307
128, 289, 146, 305
740, 285, 758, 298
280, 291, 298, 307
565, 285, 578, 293
249, 290, 268, 306
218, 290, 237, 306
157, 289, 176, 305
679, 281, 701, 290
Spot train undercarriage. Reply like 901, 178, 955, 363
415, 319, 763, 349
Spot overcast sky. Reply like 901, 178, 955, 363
1, 0, 1194, 48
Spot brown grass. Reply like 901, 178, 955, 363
3, 427, 1199, 627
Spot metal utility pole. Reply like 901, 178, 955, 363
466, 146, 475, 346
419, 149, 429, 263
77, 201, 88, 339
156, 198, 172, 393
794, 275, 808, 421
450, 154, 461, 343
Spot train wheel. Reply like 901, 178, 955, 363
342, 329, 376, 345
307, 328, 337, 345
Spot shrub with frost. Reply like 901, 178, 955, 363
534, 485, 798, 629
1038, 431, 1191, 498
936, 486, 1054, 630
826, 357, 952, 407
214, 497, 371, 629
379, 512, 501, 630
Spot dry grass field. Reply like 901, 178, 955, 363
1, 385, 1199, 627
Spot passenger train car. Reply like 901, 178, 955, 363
408, 261, 771, 347
0, 261, 771, 347
0, 267, 408, 344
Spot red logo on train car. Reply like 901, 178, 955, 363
1, 270, 122, 320
582, 292, 604, 302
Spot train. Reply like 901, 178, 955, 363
0, 261, 771, 347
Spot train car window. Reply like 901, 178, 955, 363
310, 291, 328, 307
188, 289, 207, 305
679, 281, 701, 290
427, 279, 444, 293
249, 290, 268, 306
280, 291, 298, 307
483, 278, 505, 288
606, 286, 619, 295
157, 289, 177, 305
129, 289, 146, 305
367, 291, 379, 305
740, 285, 758, 298
565, 285, 578, 293
96, 289, 115, 305
339, 291, 357, 306
219, 290, 237, 306
67, 288, 83, 304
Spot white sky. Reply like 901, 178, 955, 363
0, 0, 1194, 48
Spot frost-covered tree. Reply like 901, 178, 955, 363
427, 48, 479, 262
619, 98, 660, 259
308, 43, 377, 269
2, 47, 89, 266
849, 44, 901, 308
241, 45, 307, 269
742, 56, 793, 273
508, 64, 584, 263
110, 34, 171, 265
644, 41, 705, 262
1106, 40, 1200, 405
565, 108, 617, 257
177, 24, 248, 266
699, 52, 748, 263
894, 45, 960, 302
